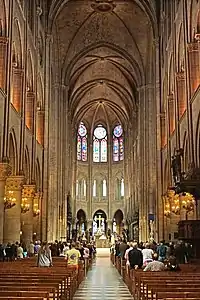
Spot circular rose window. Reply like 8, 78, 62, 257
113, 125, 123, 137
94, 126, 107, 139
78, 123, 87, 137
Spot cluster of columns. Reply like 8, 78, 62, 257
0, 163, 41, 245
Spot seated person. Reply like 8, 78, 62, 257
165, 255, 181, 271
143, 253, 165, 272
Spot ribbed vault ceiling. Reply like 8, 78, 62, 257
49, 0, 156, 127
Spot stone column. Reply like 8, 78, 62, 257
4, 176, 25, 244
0, 163, 12, 243
12, 68, 23, 112
0, 37, 8, 90
21, 185, 36, 246
188, 43, 199, 95
176, 72, 186, 118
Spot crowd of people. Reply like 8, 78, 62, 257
0, 240, 97, 268
111, 239, 193, 272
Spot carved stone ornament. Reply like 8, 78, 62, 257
176, 71, 185, 81
6, 176, 25, 191
167, 94, 174, 103
0, 163, 12, 180
22, 185, 36, 198
91, 0, 116, 13
188, 42, 198, 52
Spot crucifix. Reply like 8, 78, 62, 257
95, 215, 105, 233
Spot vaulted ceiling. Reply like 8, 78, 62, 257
49, 0, 157, 128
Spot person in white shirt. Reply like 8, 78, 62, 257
142, 243, 154, 266
143, 253, 165, 272
124, 241, 133, 273
17, 244, 24, 259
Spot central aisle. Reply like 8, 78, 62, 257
73, 249, 134, 300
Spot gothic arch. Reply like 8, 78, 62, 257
27, 50, 34, 91
37, 75, 44, 110
182, 131, 189, 172
92, 209, 107, 220
35, 158, 41, 191
76, 209, 87, 222
163, 159, 169, 190
8, 130, 18, 175
189, 0, 199, 41
195, 112, 200, 166
23, 146, 30, 184
177, 23, 184, 71
168, 55, 174, 94
113, 209, 124, 224
0, 0, 6, 36
197, 10, 200, 33
13, 18, 23, 68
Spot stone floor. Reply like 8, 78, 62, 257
73, 249, 133, 300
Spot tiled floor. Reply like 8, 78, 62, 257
73, 255, 134, 300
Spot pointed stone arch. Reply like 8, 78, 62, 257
23, 146, 30, 184
0, 0, 6, 37
35, 158, 41, 191
8, 129, 18, 175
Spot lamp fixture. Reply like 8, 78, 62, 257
33, 203, 40, 217
4, 190, 16, 209
21, 197, 30, 214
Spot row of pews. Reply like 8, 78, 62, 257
111, 253, 200, 300
0, 256, 92, 300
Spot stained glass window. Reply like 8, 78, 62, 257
93, 125, 107, 162
77, 122, 87, 161
113, 125, 124, 162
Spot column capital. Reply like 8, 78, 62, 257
0, 163, 12, 180
160, 112, 166, 120
0, 36, 8, 44
176, 71, 185, 81
188, 42, 198, 52
167, 94, 174, 102
6, 176, 25, 190
22, 185, 36, 198
26, 91, 35, 98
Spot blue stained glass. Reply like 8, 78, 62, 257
113, 125, 124, 162
77, 122, 87, 162
101, 139, 107, 162
93, 139, 100, 162
114, 125, 123, 137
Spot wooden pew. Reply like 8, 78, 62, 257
0, 257, 86, 300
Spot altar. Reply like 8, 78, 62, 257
92, 212, 110, 248
95, 233, 110, 248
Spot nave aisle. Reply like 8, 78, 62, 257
73, 250, 133, 300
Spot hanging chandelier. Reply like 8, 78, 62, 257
4, 190, 16, 209
21, 197, 30, 214
33, 203, 40, 217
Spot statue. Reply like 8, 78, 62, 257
149, 220, 154, 241
171, 149, 184, 185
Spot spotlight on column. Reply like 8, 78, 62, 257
21, 197, 30, 214
4, 190, 16, 209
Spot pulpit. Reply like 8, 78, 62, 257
178, 220, 200, 258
